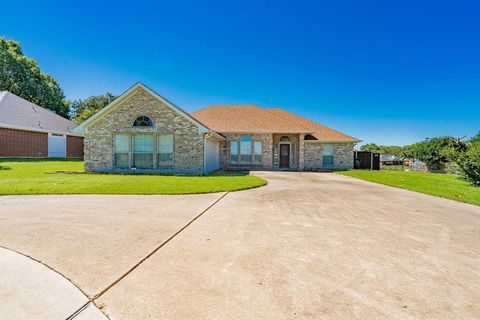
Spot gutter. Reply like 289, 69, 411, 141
0, 124, 84, 137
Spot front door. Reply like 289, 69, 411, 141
279, 144, 290, 168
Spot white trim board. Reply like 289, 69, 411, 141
0, 124, 83, 137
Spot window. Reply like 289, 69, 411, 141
133, 134, 153, 168
240, 136, 252, 164
280, 136, 291, 142
133, 116, 154, 127
114, 134, 129, 168
230, 141, 238, 165
254, 141, 262, 164
158, 134, 174, 167
322, 144, 334, 167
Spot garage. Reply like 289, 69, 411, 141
0, 91, 83, 158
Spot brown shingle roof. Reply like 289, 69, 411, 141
191, 105, 313, 133
0, 91, 78, 135
266, 108, 359, 142
191, 105, 359, 142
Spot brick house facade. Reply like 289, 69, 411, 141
75, 83, 359, 174
0, 91, 83, 158
0, 127, 48, 157
82, 88, 207, 174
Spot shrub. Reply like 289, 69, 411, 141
447, 133, 480, 186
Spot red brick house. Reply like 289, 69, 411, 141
0, 91, 83, 158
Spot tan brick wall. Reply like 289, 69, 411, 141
334, 143, 354, 169
84, 88, 204, 174
219, 133, 273, 170
304, 142, 354, 169
273, 134, 300, 168
299, 134, 305, 170
0, 127, 48, 157
304, 143, 323, 169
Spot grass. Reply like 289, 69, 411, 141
337, 170, 480, 206
0, 158, 267, 195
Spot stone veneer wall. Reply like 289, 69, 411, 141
84, 88, 204, 174
334, 143, 354, 169
304, 142, 354, 169
219, 133, 273, 170
304, 143, 323, 169
272, 134, 300, 168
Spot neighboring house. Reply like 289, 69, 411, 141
74, 83, 359, 174
380, 154, 404, 165
0, 91, 83, 158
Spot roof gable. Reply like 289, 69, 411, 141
74, 83, 210, 134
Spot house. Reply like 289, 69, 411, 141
74, 83, 359, 174
380, 154, 404, 165
0, 91, 83, 158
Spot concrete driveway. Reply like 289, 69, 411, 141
0, 172, 479, 319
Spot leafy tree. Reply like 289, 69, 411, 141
360, 143, 404, 157
402, 144, 417, 158
446, 133, 480, 186
410, 136, 456, 172
70, 93, 118, 124
0, 37, 69, 117
360, 143, 380, 153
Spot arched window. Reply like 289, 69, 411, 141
305, 134, 317, 140
280, 136, 290, 142
240, 135, 252, 164
133, 116, 154, 127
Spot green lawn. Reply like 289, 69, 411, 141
0, 159, 267, 195
337, 170, 480, 206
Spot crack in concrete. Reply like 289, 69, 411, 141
65, 191, 229, 319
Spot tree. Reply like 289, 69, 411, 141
360, 143, 404, 157
70, 93, 118, 124
360, 143, 381, 153
410, 136, 456, 172
446, 133, 480, 186
0, 38, 69, 117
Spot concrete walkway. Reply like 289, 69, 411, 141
0, 247, 105, 319
0, 172, 479, 319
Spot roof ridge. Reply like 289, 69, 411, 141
263, 107, 313, 132
191, 104, 262, 115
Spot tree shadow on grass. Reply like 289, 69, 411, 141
0, 165, 11, 170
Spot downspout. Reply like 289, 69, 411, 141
203, 132, 213, 175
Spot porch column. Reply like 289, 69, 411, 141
299, 133, 305, 170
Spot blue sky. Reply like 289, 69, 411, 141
1, 0, 479, 146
